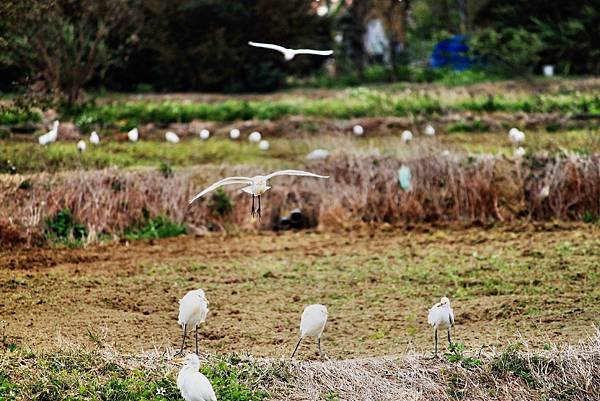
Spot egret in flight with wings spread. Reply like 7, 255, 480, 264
189, 170, 329, 218
248, 41, 333, 61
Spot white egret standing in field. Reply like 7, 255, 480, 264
401, 130, 413, 143
306, 149, 330, 160
248, 41, 333, 61
428, 297, 454, 357
229, 128, 240, 140
175, 354, 217, 401
291, 304, 329, 359
90, 131, 100, 145
514, 146, 526, 157
424, 125, 436, 136
166, 131, 180, 144
128, 128, 139, 142
508, 128, 525, 144
199, 129, 210, 140
352, 124, 364, 136
189, 170, 329, 218
38, 120, 59, 145
248, 131, 262, 143
77, 140, 87, 152
177, 289, 209, 356
258, 139, 270, 151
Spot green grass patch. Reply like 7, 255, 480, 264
124, 212, 187, 241
44, 208, 88, 247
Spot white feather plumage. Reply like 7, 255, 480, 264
177, 354, 217, 401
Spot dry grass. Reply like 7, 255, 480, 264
1, 147, 599, 246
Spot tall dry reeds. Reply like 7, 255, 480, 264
1, 149, 599, 246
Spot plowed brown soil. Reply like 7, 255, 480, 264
1, 224, 598, 359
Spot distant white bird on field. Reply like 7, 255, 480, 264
177, 289, 209, 356
424, 125, 436, 136
258, 140, 269, 151
508, 128, 525, 144
539, 185, 550, 199
77, 140, 87, 152
353, 124, 364, 136
90, 131, 100, 145
291, 304, 328, 359
189, 170, 329, 218
401, 130, 413, 143
248, 41, 334, 61
441, 149, 451, 157
306, 149, 330, 160
428, 297, 454, 357
514, 146, 526, 157
248, 131, 262, 143
175, 354, 217, 401
229, 128, 240, 140
166, 131, 180, 144
199, 129, 210, 140
38, 120, 59, 145
128, 128, 139, 142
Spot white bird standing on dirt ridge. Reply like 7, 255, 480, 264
188, 170, 329, 218
166, 131, 180, 143
229, 128, 240, 139
248, 41, 334, 61
401, 130, 413, 143
177, 289, 209, 356
38, 120, 59, 145
291, 304, 329, 359
424, 125, 436, 136
90, 131, 100, 145
175, 354, 217, 401
508, 128, 525, 144
76, 140, 87, 152
428, 297, 454, 357
128, 127, 139, 142
248, 131, 262, 143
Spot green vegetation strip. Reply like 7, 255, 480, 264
68, 90, 600, 128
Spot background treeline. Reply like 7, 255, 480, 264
0, 0, 598, 99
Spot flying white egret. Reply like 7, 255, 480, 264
229, 129, 240, 140
248, 41, 333, 61
508, 128, 525, 144
248, 131, 262, 143
38, 120, 59, 145
77, 140, 87, 152
175, 354, 217, 401
428, 297, 454, 357
258, 139, 269, 151
90, 131, 100, 145
424, 125, 436, 136
306, 149, 330, 160
514, 146, 526, 157
177, 289, 209, 356
128, 128, 139, 142
352, 124, 364, 136
166, 131, 180, 144
199, 129, 210, 140
291, 304, 328, 359
401, 130, 413, 143
189, 170, 329, 218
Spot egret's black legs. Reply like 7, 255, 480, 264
317, 337, 324, 358
251, 196, 255, 216
291, 337, 302, 358
447, 329, 452, 346
434, 329, 438, 357
257, 195, 262, 218
176, 324, 187, 356
195, 326, 199, 356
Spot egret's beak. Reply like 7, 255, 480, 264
172, 357, 185, 364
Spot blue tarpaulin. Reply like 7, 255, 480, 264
430, 35, 472, 71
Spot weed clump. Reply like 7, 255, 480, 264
44, 208, 88, 247
125, 211, 187, 240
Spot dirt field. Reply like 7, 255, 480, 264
1, 224, 599, 359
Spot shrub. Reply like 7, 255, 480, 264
44, 208, 87, 246
124, 213, 187, 240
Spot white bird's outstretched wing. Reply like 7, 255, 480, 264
189, 176, 253, 204
248, 41, 288, 54
266, 170, 329, 180
295, 49, 334, 56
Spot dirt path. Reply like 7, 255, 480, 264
1, 224, 598, 358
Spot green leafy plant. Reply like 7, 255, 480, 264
208, 188, 233, 217
202, 361, 267, 401
491, 344, 536, 387
44, 208, 87, 247
444, 342, 482, 370
125, 214, 187, 240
